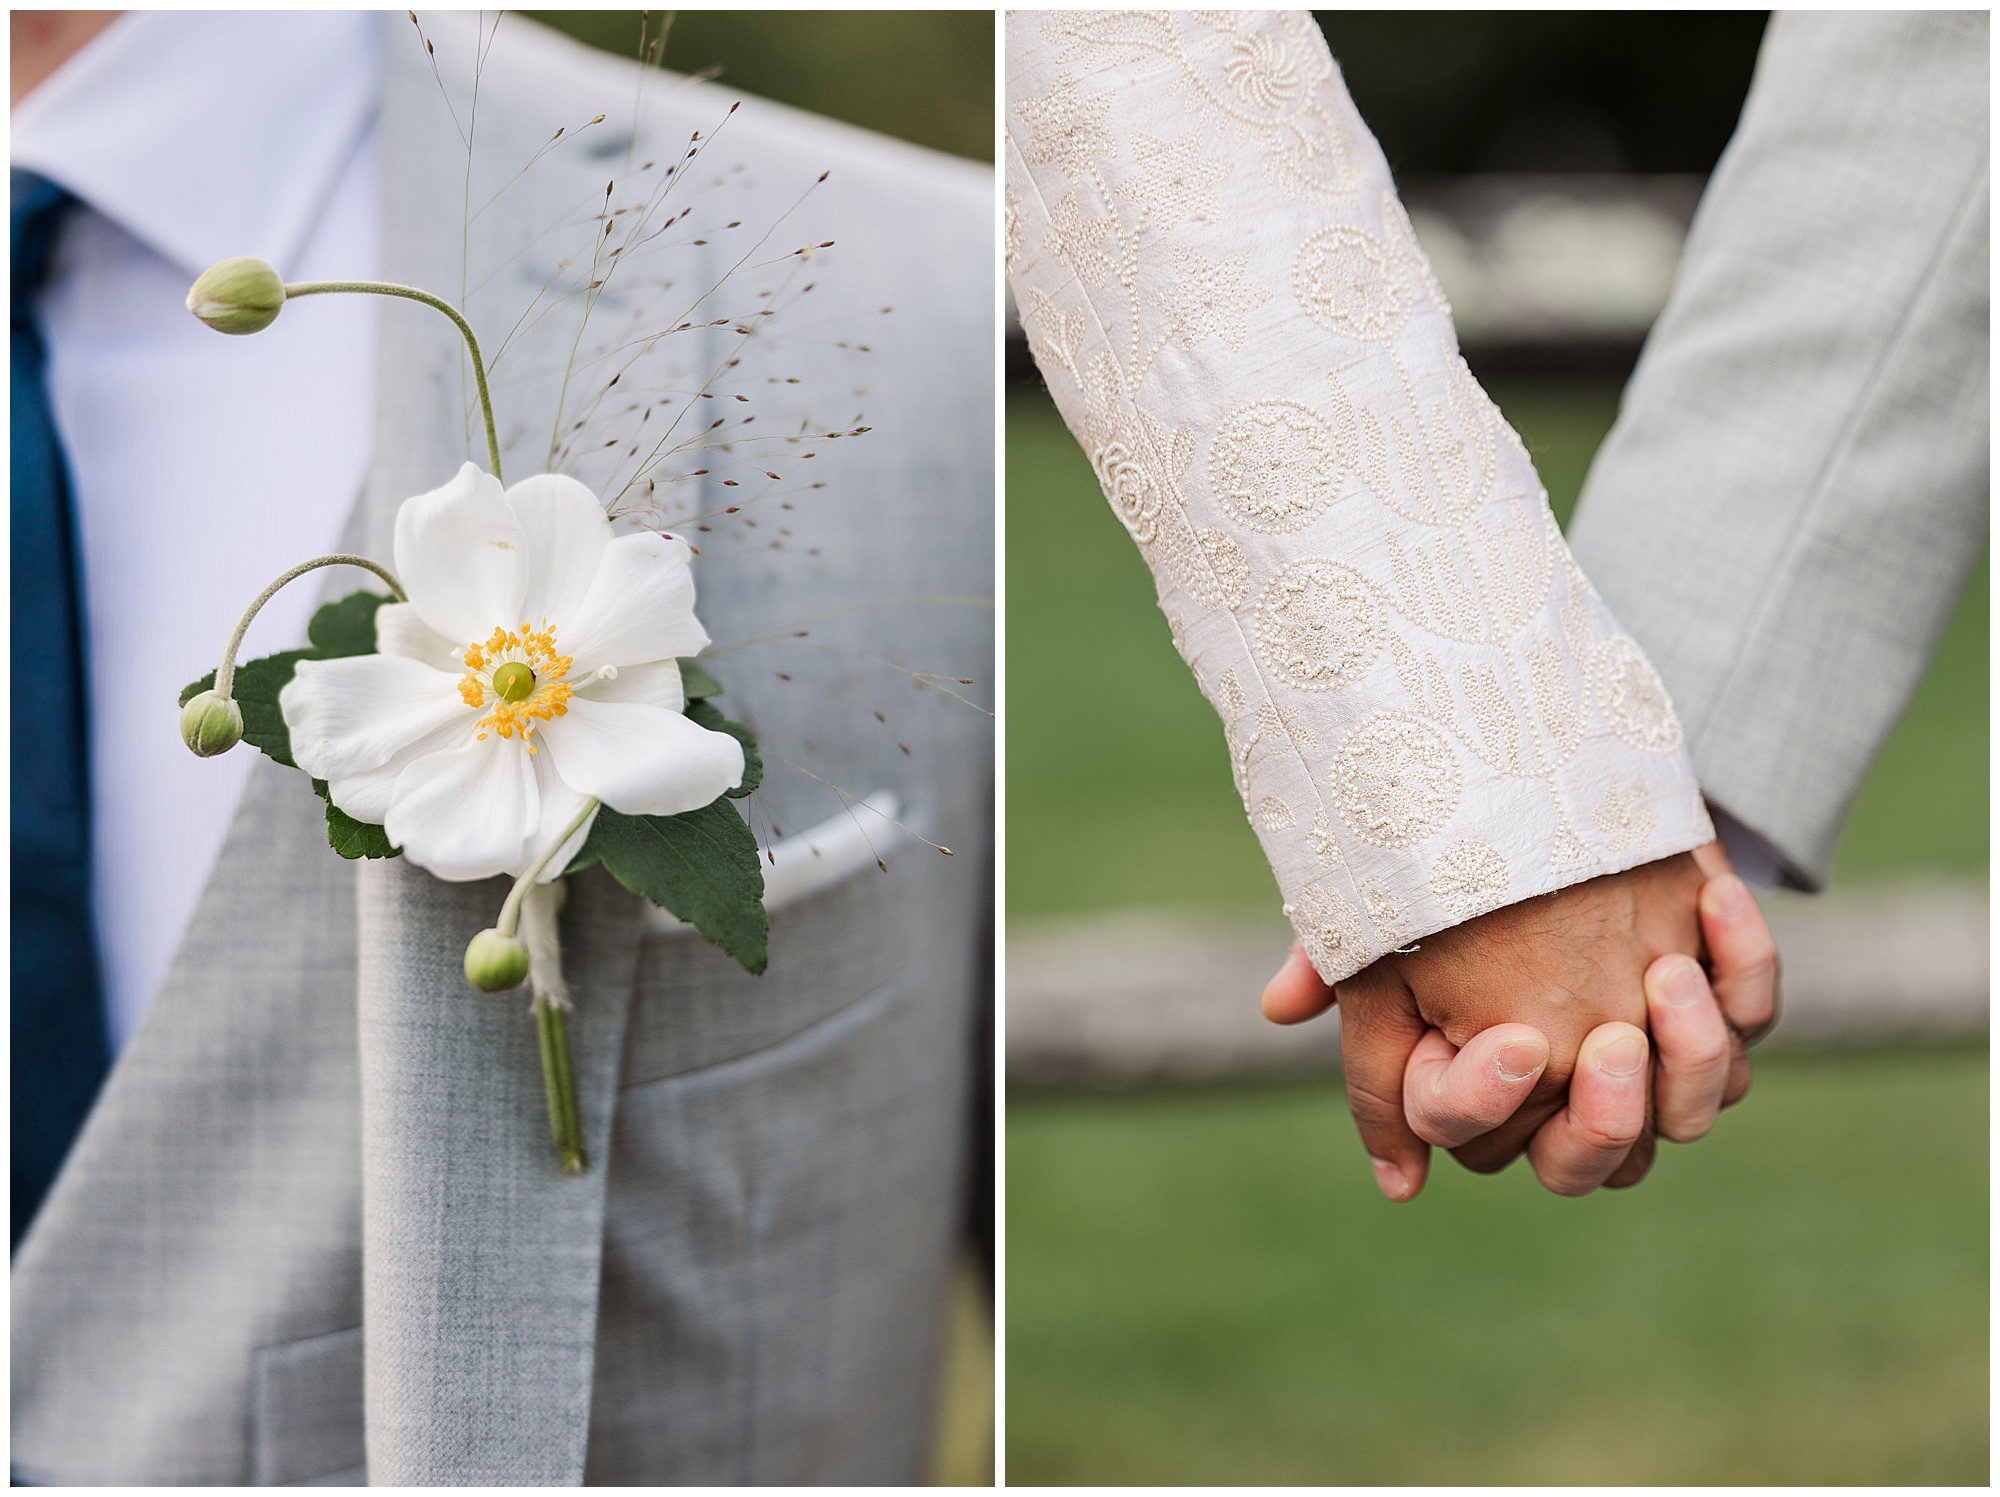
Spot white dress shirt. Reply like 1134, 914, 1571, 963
13, 11, 382, 1051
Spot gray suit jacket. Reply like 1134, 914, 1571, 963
13, 14, 992, 1486
1569, 10, 1988, 889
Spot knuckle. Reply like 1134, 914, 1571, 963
1403, 1087, 1451, 1143
1674, 1030, 1732, 1074
1345, 1079, 1407, 1135
1575, 1114, 1644, 1153
1531, 1161, 1597, 1198
1656, 1111, 1714, 1144
1409, 1117, 1461, 1149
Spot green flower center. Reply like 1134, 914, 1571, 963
492, 660, 537, 703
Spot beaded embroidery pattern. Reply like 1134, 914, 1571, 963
1007, 10, 1711, 981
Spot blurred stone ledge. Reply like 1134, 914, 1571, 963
1006, 172, 1702, 383
1006, 884, 1988, 1086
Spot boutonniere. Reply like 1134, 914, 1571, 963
177, 258, 766, 1174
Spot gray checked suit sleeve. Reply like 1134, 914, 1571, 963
1567, 10, 1989, 890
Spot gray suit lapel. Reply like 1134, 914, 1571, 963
353, 17, 644, 1484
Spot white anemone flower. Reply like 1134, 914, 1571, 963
280, 462, 745, 881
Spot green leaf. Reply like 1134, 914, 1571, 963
308, 778, 401, 859
308, 590, 393, 658
678, 657, 725, 701
567, 798, 768, 974
687, 697, 763, 799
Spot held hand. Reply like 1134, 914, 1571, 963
1262, 844, 1779, 1199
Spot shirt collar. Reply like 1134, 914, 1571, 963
10, 10, 380, 279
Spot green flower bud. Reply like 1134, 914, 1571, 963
180, 690, 244, 757
186, 256, 285, 335
464, 927, 531, 992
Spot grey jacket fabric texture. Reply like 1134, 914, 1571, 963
12, 13, 992, 1487
1568, 10, 1989, 889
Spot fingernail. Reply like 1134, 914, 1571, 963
1653, 954, 1705, 1008
1596, 1035, 1647, 1077
1495, 1041, 1547, 1082
1369, 1157, 1411, 1200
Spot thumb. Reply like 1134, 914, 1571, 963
1403, 1023, 1551, 1148
1262, 940, 1336, 1025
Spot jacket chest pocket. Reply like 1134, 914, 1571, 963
620, 855, 920, 1087
251, 1324, 364, 1485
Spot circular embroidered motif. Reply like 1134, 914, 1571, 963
1594, 637, 1683, 754
1221, 28, 1303, 112
1285, 881, 1366, 980
1208, 400, 1341, 533
1254, 558, 1381, 691
1293, 227, 1411, 343
1429, 839, 1510, 918
1091, 438, 1162, 545
1333, 713, 1461, 848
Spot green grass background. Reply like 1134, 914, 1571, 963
1005, 378, 1988, 1484
1010, 1048, 1986, 1485
530, 11, 993, 163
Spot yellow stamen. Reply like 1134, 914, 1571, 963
457, 620, 575, 743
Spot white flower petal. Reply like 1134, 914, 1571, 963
530, 749, 600, 883
374, 602, 465, 673
506, 473, 611, 629
557, 532, 711, 672
325, 715, 479, 825
385, 734, 540, 882
571, 658, 685, 712
541, 697, 744, 816
281, 654, 472, 782
393, 461, 528, 644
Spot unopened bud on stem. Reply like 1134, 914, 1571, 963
186, 256, 285, 334
180, 690, 244, 757
464, 928, 531, 992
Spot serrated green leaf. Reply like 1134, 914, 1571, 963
312, 779, 401, 859
686, 697, 763, 799
567, 799, 767, 974
308, 590, 392, 658
678, 657, 725, 701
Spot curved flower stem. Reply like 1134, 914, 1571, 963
501, 796, 601, 1173
213, 554, 405, 700
284, 280, 504, 482
495, 797, 601, 938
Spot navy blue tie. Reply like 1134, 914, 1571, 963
12, 169, 109, 1249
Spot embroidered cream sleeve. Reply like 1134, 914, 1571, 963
1006, 11, 1712, 983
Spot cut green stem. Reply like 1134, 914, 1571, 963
535, 995, 587, 1174
502, 797, 600, 1175
284, 279, 504, 482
